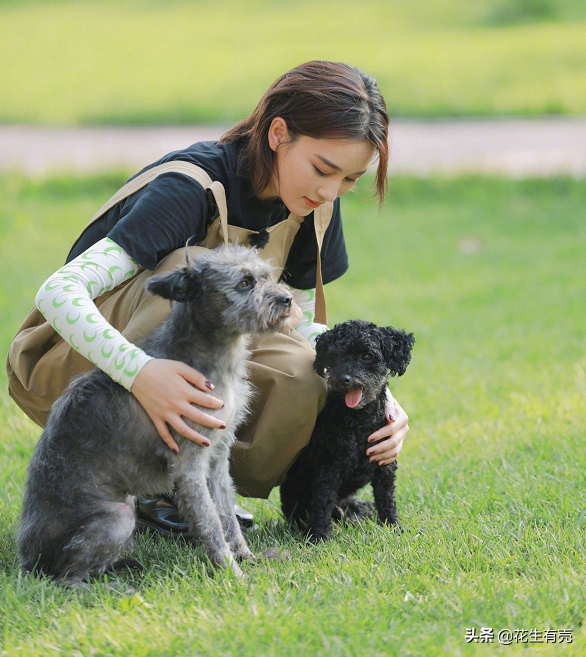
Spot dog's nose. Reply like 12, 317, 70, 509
277, 295, 292, 307
341, 374, 352, 387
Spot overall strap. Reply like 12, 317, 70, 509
74, 159, 331, 322
81, 161, 229, 245
313, 201, 334, 325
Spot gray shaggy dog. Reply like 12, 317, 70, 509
17, 244, 301, 586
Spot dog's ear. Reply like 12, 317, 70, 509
146, 267, 204, 303
313, 329, 335, 378
378, 327, 415, 377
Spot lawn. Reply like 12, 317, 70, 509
1, 173, 586, 655
1, 0, 586, 124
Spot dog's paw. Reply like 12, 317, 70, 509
331, 505, 345, 521
337, 498, 376, 524
307, 529, 331, 544
106, 582, 137, 594
233, 546, 256, 562
217, 551, 246, 579
108, 558, 145, 573
380, 518, 403, 533
58, 579, 136, 594
55, 578, 89, 591
258, 547, 291, 563
227, 562, 246, 580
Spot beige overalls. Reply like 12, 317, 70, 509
7, 162, 333, 498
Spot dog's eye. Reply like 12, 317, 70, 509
237, 279, 251, 289
362, 353, 373, 361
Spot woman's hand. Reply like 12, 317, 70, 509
365, 390, 409, 466
131, 359, 226, 453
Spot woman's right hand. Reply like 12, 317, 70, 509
131, 359, 226, 453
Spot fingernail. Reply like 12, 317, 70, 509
173, 446, 180, 454
219, 423, 226, 430
369, 457, 375, 463
388, 412, 396, 421
368, 436, 375, 443
203, 440, 211, 447
205, 381, 215, 390
367, 448, 373, 455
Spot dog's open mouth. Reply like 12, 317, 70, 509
345, 387, 363, 408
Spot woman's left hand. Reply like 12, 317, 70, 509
365, 390, 409, 465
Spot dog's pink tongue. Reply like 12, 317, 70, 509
345, 387, 363, 408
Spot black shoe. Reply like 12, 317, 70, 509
135, 495, 191, 539
134, 496, 256, 537
234, 503, 255, 529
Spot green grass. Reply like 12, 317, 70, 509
1, 174, 586, 655
1, 0, 586, 124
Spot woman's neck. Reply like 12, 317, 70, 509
252, 171, 279, 202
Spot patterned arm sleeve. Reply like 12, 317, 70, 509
289, 287, 329, 348
35, 237, 153, 391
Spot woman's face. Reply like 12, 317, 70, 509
260, 118, 376, 216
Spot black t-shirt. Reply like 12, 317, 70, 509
68, 140, 349, 290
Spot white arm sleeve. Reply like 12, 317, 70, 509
289, 287, 329, 348
35, 237, 153, 391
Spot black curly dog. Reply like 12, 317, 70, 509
280, 319, 415, 542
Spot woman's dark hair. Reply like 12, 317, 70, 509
220, 60, 389, 205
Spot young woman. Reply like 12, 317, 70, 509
11, 60, 409, 535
